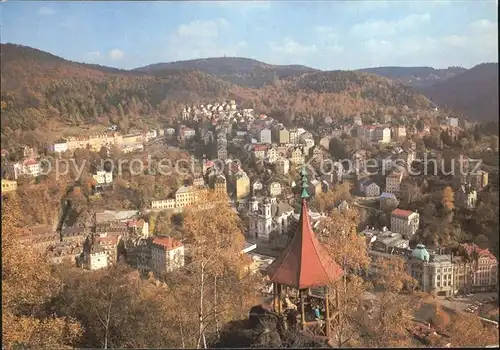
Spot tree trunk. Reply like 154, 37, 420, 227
197, 259, 206, 349
214, 275, 220, 340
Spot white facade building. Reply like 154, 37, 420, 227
150, 237, 185, 276
268, 182, 282, 197
93, 170, 113, 185
390, 209, 420, 237
12, 160, 41, 179
53, 141, 69, 153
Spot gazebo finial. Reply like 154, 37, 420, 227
300, 166, 309, 199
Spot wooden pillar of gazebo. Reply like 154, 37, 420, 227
265, 167, 344, 338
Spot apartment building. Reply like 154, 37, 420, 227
289, 147, 305, 165
457, 244, 498, 293
289, 129, 299, 144
11, 159, 41, 179
235, 172, 251, 199
455, 183, 477, 210
150, 237, 185, 277
390, 208, 420, 237
374, 127, 391, 143
258, 128, 272, 144
393, 126, 406, 140
151, 198, 176, 210
1, 179, 17, 194
266, 146, 279, 164
213, 174, 227, 194
276, 129, 289, 144
268, 182, 282, 197
93, 170, 113, 185
385, 171, 404, 195
252, 144, 268, 159
275, 158, 290, 175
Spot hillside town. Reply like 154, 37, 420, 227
1, 101, 498, 348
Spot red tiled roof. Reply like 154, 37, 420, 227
460, 243, 497, 261
153, 237, 183, 250
391, 208, 415, 218
23, 159, 38, 166
266, 199, 343, 289
253, 144, 268, 152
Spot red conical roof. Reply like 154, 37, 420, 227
266, 199, 343, 289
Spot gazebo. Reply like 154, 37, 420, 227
266, 167, 344, 337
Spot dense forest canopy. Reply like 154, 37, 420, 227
1, 43, 438, 149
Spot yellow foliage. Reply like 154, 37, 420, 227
2, 196, 82, 348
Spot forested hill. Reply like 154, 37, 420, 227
1, 43, 437, 149
134, 57, 318, 88
421, 63, 499, 122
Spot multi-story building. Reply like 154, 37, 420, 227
150, 237, 185, 277
258, 128, 272, 144
84, 245, 109, 270
93, 170, 113, 185
275, 158, 290, 175
456, 244, 498, 293
455, 183, 477, 210
385, 171, 404, 195
363, 180, 381, 197
445, 117, 459, 128
266, 146, 279, 164
1, 179, 17, 194
11, 159, 41, 179
248, 197, 294, 241
408, 244, 455, 297
374, 127, 391, 143
213, 174, 227, 194
268, 182, 282, 197
289, 147, 305, 165
53, 141, 69, 153
252, 145, 268, 159
392, 126, 406, 140
289, 129, 299, 144
217, 144, 228, 161
235, 172, 251, 199
276, 129, 289, 144
468, 170, 489, 190
95, 233, 122, 265
390, 209, 420, 237
151, 199, 176, 210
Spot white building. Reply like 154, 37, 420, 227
12, 159, 41, 179
390, 209, 420, 237
258, 128, 272, 144
248, 197, 294, 241
289, 129, 299, 144
266, 147, 279, 164
445, 117, 459, 128
374, 127, 391, 143
275, 158, 290, 175
268, 182, 282, 197
393, 126, 406, 140
53, 141, 69, 153
364, 180, 381, 197
86, 246, 109, 270
93, 170, 113, 185
151, 199, 176, 210
150, 237, 185, 276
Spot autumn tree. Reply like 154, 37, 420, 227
2, 195, 82, 349
311, 182, 351, 214
359, 256, 419, 347
441, 186, 455, 212
165, 190, 260, 348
